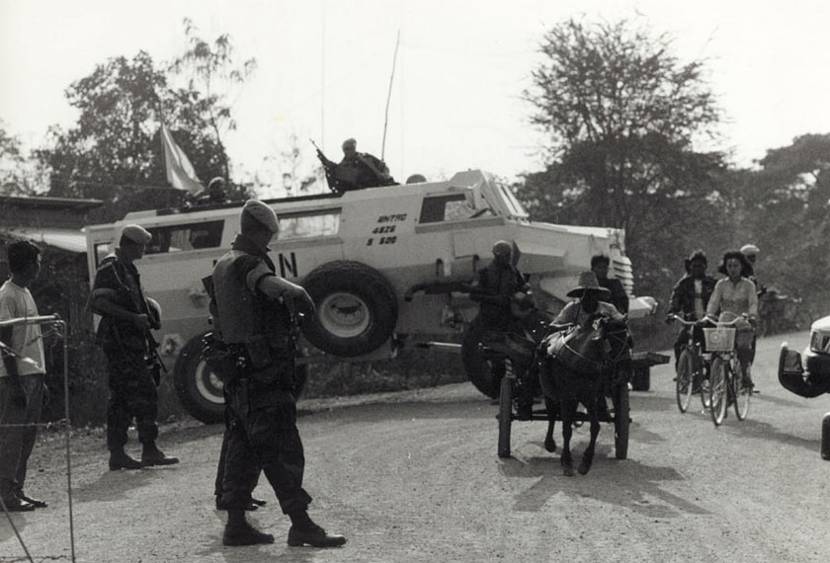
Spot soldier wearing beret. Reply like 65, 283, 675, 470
90, 224, 179, 470
210, 200, 346, 547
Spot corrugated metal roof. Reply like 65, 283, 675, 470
1, 227, 87, 253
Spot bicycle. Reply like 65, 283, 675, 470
703, 316, 754, 426
668, 314, 711, 413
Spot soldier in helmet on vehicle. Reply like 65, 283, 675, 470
209, 199, 346, 548
316, 138, 396, 192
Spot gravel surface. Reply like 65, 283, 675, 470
2, 331, 829, 562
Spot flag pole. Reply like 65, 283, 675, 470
381, 29, 401, 162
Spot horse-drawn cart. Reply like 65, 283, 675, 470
483, 321, 633, 472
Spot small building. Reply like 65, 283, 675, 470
0, 194, 103, 332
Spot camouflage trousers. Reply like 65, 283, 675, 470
220, 381, 311, 515
103, 345, 158, 450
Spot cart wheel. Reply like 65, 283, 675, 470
497, 376, 514, 458
614, 383, 630, 460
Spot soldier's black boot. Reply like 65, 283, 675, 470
141, 443, 180, 466
223, 510, 275, 546
287, 512, 347, 548
109, 448, 143, 471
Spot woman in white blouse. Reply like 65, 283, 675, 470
705, 251, 758, 386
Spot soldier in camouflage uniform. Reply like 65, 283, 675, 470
91, 225, 179, 470
210, 200, 346, 548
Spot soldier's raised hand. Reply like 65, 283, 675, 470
289, 286, 316, 315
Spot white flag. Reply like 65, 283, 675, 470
160, 124, 203, 194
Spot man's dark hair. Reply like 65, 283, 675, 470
7, 240, 40, 274
687, 249, 707, 267
590, 254, 610, 269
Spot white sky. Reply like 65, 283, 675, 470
2, 0, 830, 193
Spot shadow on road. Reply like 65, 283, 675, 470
721, 417, 821, 453
312, 399, 494, 425
193, 535, 321, 563
0, 512, 28, 545
500, 454, 709, 518
628, 394, 676, 412
72, 468, 168, 503
751, 392, 813, 409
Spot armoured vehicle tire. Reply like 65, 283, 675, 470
301, 261, 398, 357
174, 332, 308, 424
461, 323, 499, 398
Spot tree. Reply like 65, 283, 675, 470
518, 19, 730, 296
736, 134, 830, 302
168, 18, 257, 180
0, 121, 43, 196
36, 21, 257, 221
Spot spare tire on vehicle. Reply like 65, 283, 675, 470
301, 261, 398, 357
174, 331, 308, 424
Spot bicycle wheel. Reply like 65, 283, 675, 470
699, 358, 712, 411
709, 356, 728, 426
675, 349, 694, 413
732, 359, 751, 420
497, 374, 514, 458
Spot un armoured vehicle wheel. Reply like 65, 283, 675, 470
174, 332, 308, 424
461, 323, 500, 398
301, 261, 398, 357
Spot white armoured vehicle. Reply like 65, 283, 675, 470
85, 170, 658, 423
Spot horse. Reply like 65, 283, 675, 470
539, 316, 631, 476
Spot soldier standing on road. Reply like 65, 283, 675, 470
0, 241, 48, 512
211, 200, 346, 548
90, 225, 179, 470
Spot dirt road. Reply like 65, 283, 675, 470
2, 332, 829, 562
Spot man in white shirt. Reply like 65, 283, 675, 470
0, 240, 47, 512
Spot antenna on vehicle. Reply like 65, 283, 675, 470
320, 2, 326, 151
381, 29, 401, 162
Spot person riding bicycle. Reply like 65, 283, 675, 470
666, 250, 717, 367
705, 251, 759, 389
739, 244, 767, 297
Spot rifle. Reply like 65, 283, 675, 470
146, 330, 167, 387
310, 139, 342, 194
310, 139, 334, 168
